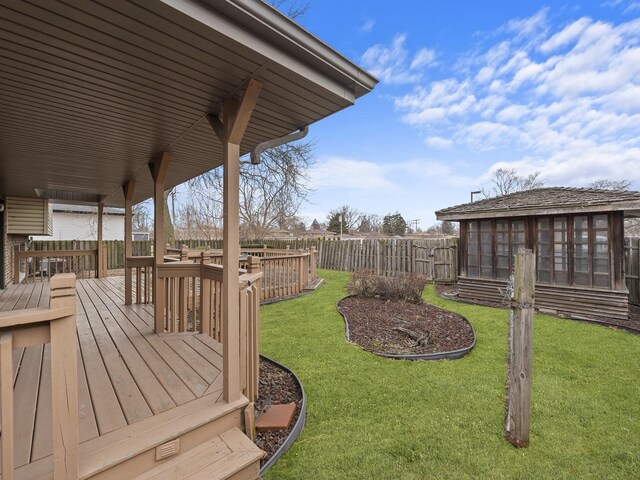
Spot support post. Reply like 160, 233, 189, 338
150, 152, 171, 333
50, 273, 79, 479
208, 79, 262, 403
505, 249, 535, 448
97, 203, 104, 278
0, 332, 14, 480
123, 180, 135, 305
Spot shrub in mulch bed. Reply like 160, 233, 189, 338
338, 296, 475, 357
340, 270, 475, 358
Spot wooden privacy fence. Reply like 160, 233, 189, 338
626, 237, 640, 305
316, 238, 458, 282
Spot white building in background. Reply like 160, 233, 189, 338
31, 204, 125, 241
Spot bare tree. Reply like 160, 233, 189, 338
589, 179, 631, 190
187, 140, 315, 242
132, 201, 152, 232
327, 205, 362, 234
483, 168, 544, 197
269, 0, 310, 19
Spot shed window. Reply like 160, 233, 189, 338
467, 221, 479, 277
466, 219, 527, 279
536, 214, 611, 288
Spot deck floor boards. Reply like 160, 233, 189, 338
0, 276, 224, 469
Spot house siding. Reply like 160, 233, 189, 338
31, 211, 125, 241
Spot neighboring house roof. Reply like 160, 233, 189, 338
52, 204, 125, 216
436, 188, 640, 220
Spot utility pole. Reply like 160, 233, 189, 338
411, 219, 420, 233
339, 214, 343, 240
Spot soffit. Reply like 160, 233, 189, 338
0, 0, 375, 207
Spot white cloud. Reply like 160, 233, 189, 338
361, 34, 436, 84
309, 157, 394, 191
540, 17, 592, 53
359, 18, 375, 33
425, 136, 453, 149
410, 48, 437, 70
393, 10, 640, 187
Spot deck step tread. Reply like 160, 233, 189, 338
134, 427, 263, 480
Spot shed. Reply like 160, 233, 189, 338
436, 188, 640, 320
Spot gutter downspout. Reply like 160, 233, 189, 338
248, 126, 309, 165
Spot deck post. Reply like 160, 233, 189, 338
49, 273, 79, 479
97, 203, 104, 278
150, 151, 171, 333
505, 249, 535, 448
208, 79, 262, 403
123, 180, 135, 305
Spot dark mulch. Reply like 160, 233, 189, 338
254, 358, 302, 467
337, 296, 474, 356
435, 284, 640, 332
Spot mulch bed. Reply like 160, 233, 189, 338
254, 358, 302, 467
337, 296, 474, 356
435, 284, 640, 332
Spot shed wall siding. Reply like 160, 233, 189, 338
458, 277, 629, 321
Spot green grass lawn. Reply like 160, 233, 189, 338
260, 270, 640, 480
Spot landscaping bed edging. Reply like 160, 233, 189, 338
337, 296, 476, 361
258, 354, 307, 476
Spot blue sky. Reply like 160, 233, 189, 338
284, 0, 640, 229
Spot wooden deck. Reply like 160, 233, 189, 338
0, 277, 225, 472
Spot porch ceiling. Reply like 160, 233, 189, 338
0, 0, 376, 207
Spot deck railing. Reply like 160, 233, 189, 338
166, 246, 317, 302
0, 274, 79, 480
14, 246, 99, 283
155, 258, 262, 401
125, 255, 154, 305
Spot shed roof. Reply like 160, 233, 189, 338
436, 188, 640, 220
0, 0, 377, 207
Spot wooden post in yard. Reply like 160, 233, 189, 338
505, 249, 535, 448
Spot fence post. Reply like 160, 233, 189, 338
247, 255, 261, 274
505, 249, 535, 448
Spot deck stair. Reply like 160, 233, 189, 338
135, 428, 263, 480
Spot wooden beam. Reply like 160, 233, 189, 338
97, 203, 104, 278
223, 139, 241, 402
227, 79, 262, 145
205, 80, 262, 403
123, 180, 135, 305
150, 150, 171, 185
206, 114, 224, 142
152, 152, 171, 333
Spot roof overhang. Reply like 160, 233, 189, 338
437, 203, 640, 221
0, 0, 376, 207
